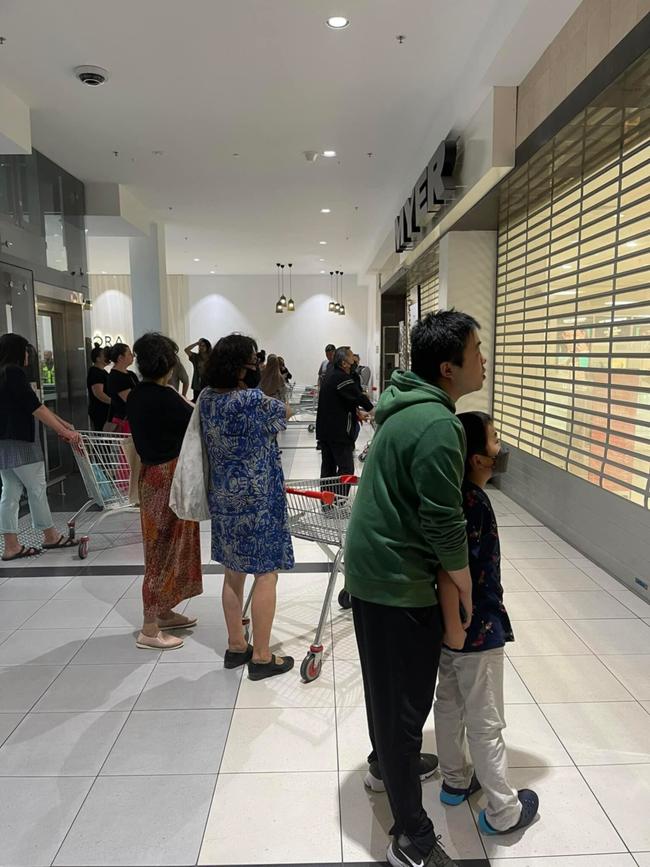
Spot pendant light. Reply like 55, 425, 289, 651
328, 271, 336, 312
339, 271, 346, 316
286, 263, 295, 311
279, 264, 287, 308
275, 262, 284, 313
334, 270, 341, 313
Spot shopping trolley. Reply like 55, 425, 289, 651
68, 431, 139, 560
358, 418, 377, 463
286, 384, 318, 432
241, 474, 357, 682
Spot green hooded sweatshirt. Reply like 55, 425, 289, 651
344, 369, 468, 607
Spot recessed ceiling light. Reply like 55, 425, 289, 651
209, 270, 215, 274
322, 150, 337, 158
319, 258, 325, 262
193, 258, 200, 262
321, 208, 331, 213
319, 241, 327, 245
320, 270, 326, 274
326, 16, 350, 29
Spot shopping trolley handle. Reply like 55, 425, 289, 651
340, 475, 358, 485
285, 487, 336, 506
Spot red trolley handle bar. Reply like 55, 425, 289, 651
285, 475, 358, 506
285, 488, 336, 506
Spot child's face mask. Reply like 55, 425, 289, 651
487, 447, 510, 476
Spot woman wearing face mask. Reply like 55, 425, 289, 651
106, 343, 138, 433
200, 334, 295, 681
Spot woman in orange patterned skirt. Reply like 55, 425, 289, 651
127, 332, 202, 650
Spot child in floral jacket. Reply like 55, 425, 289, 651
434, 411, 539, 836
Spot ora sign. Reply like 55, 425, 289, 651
394, 139, 457, 253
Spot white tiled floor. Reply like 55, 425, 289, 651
0, 424, 649, 866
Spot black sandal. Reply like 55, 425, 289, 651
248, 653, 295, 681
1, 545, 41, 562
42, 534, 75, 550
224, 643, 253, 669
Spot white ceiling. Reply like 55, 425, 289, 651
0, 0, 582, 275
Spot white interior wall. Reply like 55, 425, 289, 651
184, 274, 370, 386
87, 274, 134, 346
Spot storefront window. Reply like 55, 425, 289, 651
494, 48, 650, 509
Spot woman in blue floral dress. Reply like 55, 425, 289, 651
200, 334, 295, 681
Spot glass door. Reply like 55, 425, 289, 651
35, 309, 67, 479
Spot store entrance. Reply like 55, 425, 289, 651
35, 294, 87, 483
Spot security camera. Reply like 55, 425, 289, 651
74, 65, 109, 86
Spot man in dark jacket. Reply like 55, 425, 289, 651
316, 346, 373, 485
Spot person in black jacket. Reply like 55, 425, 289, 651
315, 346, 373, 492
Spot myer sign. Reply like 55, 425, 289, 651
394, 139, 457, 253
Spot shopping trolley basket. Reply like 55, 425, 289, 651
241, 474, 357, 682
286, 384, 318, 432
68, 431, 139, 560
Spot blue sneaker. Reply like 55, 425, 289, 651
479, 789, 539, 835
440, 773, 481, 806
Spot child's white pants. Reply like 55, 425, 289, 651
434, 646, 521, 831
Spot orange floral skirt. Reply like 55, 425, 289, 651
139, 458, 202, 617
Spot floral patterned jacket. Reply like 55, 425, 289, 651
456, 481, 514, 653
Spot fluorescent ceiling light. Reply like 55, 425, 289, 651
326, 16, 349, 29
322, 150, 337, 158
319, 241, 327, 245
321, 208, 331, 213
319, 258, 325, 261
193, 258, 200, 262
209, 270, 215, 274
320, 270, 326, 274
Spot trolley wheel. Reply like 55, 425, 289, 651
338, 589, 352, 610
78, 538, 89, 560
308, 423, 315, 433
300, 651, 322, 682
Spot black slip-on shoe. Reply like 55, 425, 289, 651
224, 643, 253, 669
247, 653, 295, 681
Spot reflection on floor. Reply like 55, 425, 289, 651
0, 422, 649, 866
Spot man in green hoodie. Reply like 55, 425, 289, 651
344, 310, 486, 867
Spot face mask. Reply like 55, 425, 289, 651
243, 366, 261, 389
490, 446, 510, 475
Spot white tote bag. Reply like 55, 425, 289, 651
169, 395, 210, 522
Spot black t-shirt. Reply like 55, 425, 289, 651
127, 381, 193, 465
87, 366, 109, 427
107, 369, 139, 420
0, 365, 42, 442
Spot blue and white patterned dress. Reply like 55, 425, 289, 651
200, 387, 295, 574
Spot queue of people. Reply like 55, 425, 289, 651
1, 314, 538, 865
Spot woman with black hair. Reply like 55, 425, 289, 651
127, 332, 202, 650
87, 346, 111, 431
200, 334, 295, 680
106, 343, 138, 432
0, 332, 80, 561
184, 338, 212, 401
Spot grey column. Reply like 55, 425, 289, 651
129, 222, 167, 338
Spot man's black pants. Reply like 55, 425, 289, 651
320, 440, 354, 495
352, 595, 443, 855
